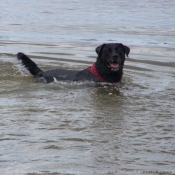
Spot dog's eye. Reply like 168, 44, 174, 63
117, 48, 123, 54
104, 48, 111, 54
115, 48, 119, 52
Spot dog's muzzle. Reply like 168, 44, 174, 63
108, 56, 121, 71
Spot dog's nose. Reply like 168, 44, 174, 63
112, 55, 121, 64
112, 55, 119, 61
112, 55, 119, 59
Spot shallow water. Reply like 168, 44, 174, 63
0, 0, 175, 175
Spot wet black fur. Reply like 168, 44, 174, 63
17, 43, 130, 83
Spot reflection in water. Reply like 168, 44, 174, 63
0, 0, 175, 174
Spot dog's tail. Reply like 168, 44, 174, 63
17, 52, 43, 77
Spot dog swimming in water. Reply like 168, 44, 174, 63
17, 43, 130, 84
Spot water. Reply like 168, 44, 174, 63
0, 0, 175, 175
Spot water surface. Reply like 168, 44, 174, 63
0, 0, 175, 175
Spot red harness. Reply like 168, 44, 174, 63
88, 63, 121, 83
89, 63, 106, 82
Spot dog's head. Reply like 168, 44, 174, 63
95, 43, 130, 71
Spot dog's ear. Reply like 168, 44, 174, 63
95, 44, 106, 56
121, 44, 130, 57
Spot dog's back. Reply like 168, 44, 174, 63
17, 52, 99, 83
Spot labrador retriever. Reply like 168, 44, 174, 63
17, 43, 130, 83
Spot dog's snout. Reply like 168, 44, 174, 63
112, 54, 119, 59
111, 54, 121, 64
112, 54, 120, 60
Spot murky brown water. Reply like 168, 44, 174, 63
0, 0, 175, 175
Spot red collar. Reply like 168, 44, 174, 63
88, 63, 107, 82
88, 63, 121, 84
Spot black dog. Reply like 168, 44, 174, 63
17, 43, 130, 83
